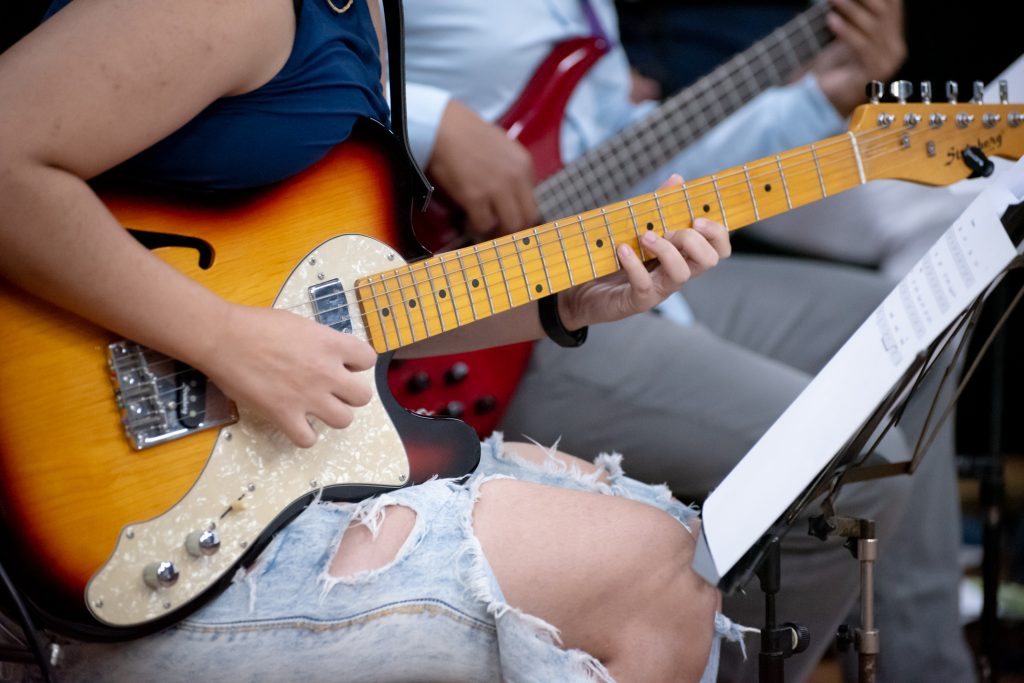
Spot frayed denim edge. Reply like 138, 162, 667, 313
454, 471, 616, 683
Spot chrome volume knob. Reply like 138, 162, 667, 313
143, 561, 179, 590
185, 529, 221, 557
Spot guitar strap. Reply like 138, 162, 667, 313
380, 0, 434, 210
578, 0, 612, 44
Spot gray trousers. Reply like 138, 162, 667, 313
500, 254, 976, 682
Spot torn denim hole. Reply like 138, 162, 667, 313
456, 473, 616, 683
317, 493, 425, 602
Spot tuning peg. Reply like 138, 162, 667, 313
1000, 80, 1009, 105
867, 80, 884, 104
972, 80, 985, 104
920, 81, 932, 104
946, 81, 958, 104
889, 80, 912, 104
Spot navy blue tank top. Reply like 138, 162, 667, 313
46, 0, 390, 190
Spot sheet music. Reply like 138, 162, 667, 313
696, 159, 1024, 583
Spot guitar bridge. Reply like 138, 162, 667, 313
107, 341, 237, 450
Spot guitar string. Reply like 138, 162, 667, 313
112, 117, 997, 395
333, 117, 1002, 316
324, 131, 960, 345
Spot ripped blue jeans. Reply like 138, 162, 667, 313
19, 435, 746, 683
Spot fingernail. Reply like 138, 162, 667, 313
642, 231, 658, 245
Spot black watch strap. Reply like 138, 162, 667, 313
538, 294, 588, 347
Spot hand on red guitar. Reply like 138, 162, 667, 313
427, 99, 540, 238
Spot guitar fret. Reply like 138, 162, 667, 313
533, 227, 554, 295
472, 244, 496, 316
847, 132, 867, 184
752, 41, 781, 83
681, 183, 696, 222
600, 208, 618, 270
581, 215, 600, 279
438, 253, 463, 326
380, 275, 407, 347
710, 175, 728, 229
797, 18, 820, 68
775, 155, 793, 209
421, 261, 448, 334
511, 234, 534, 301
408, 268, 433, 336
742, 165, 760, 221
368, 276, 395, 350
555, 220, 576, 286
492, 241, 515, 310
626, 200, 646, 260
810, 143, 827, 197
453, 251, 477, 321
653, 193, 669, 236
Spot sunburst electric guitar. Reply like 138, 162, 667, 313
1, 103, 1021, 639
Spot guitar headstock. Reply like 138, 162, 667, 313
849, 80, 1023, 187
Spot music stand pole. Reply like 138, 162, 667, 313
755, 536, 810, 682
813, 514, 878, 683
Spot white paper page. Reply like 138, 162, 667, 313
699, 161, 1024, 581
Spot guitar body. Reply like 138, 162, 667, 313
0, 120, 480, 639
391, 37, 610, 439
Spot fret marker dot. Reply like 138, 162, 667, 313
523, 237, 531, 245
702, 204, 711, 213
439, 289, 447, 298
535, 284, 543, 293
646, 222, 654, 230
382, 308, 390, 317
764, 183, 772, 192
472, 279, 480, 288
408, 300, 417, 308
596, 239, 604, 248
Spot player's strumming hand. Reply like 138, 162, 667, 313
196, 304, 377, 448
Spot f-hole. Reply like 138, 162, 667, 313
128, 228, 215, 269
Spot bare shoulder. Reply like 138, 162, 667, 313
0, 0, 297, 179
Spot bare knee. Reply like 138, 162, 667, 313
329, 504, 416, 577
473, 478, 718, 682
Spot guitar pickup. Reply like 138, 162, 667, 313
309, 279, 352, 333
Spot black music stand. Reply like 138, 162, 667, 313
694, 190, 1024, 683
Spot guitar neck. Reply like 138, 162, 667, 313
359, 128, 863, 353
535, 2, 832, 219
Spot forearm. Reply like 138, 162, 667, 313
396, 301, 545, 358
0, 163, 229, 371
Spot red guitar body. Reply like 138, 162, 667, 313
389, 37, 609, 438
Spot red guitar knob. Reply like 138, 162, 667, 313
405, 371, 431, 394
439, 401, 465, 419
474, 395, 497, 415
444, 362, 470, 385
